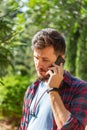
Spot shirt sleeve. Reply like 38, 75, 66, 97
60, 114, 84, 130
19, 86, 31, 130
60, 83, 87, 130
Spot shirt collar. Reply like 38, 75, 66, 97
33, 70, 72, 89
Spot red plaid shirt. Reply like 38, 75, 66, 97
19, 71, 87, 130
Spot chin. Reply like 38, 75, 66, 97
37, 71, 48, 80
37, 74, 48, 81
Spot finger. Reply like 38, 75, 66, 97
57, 65, 64, 77
48, 67, 58, 74
46, 70, 53, 77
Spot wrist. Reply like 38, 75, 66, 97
47, 87, 58, 93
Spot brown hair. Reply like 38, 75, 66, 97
31, 28, 66, 55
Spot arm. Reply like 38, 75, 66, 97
49, 91, 70, 129
46, 64, 87, 129
49, 91, 84, 130
46, 63, 70, 129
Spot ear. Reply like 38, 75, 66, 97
61, 55, 65, 60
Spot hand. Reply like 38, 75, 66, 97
46, 63, 64, 88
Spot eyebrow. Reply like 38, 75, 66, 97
42, 57, 49, 60
34, 55, 49, 60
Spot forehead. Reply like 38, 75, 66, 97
33, 46, 55, 57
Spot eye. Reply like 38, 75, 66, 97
34, 56, 38, 60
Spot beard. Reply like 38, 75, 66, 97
36, 68, 49, 81
37, 75, 49, 81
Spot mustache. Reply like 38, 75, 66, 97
37, 68, 47, 72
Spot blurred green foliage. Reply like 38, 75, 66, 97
76, 23, 87, 80
0, 74, 35, 125
0, 15, 15, 77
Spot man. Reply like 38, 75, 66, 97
19, 28, 87, 130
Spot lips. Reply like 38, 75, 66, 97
37, 68, 47, 74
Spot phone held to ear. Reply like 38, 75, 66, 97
55, 55, 65, 65
45, 56, 65, 80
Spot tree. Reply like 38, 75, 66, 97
76, 19, 87, 80
0, 14, 15, 84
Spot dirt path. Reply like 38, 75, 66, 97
0, 119, 18, 130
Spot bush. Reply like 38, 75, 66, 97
0, 74, 35, 125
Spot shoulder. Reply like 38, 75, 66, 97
64, 70, 87, 89
72, 75, 87, 89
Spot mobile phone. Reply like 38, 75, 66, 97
55, 55, 65, 65
45, 56, 65, 80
